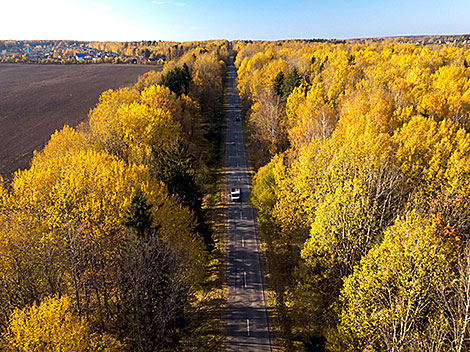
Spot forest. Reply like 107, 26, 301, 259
0, 40, 229, 351
235, 40, 470, 351
2, 36, 470, 351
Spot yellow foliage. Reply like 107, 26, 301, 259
286, 83, 336, 147
394, 115, 470, 196
140, 84, 178, 113
11, 144, 203, 269
87, 87, 139, 155
135, 69, 162, 91
242, 39, 470, 350
301, 178, 377, 276
3, 295, 122, 352
420, 65, 470, 126
118, 101, 179, 151
0, 39, 226, 350
339, 212, 451, 351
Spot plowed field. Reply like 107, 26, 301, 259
0, 64, 159, 178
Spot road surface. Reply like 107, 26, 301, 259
224, 44, 272, 351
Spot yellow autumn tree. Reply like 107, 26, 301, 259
394, 115, 470, 198
3, 295, 121, 352
338, 212, 452, 352
87, 87, 139, 157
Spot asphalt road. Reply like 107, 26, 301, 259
225, 45, 272, 351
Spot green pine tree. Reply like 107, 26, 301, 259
122, 186, 152, 238
273, 71, 285, 97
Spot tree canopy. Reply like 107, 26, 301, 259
238, 39, 470, 351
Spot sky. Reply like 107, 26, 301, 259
1, 0, 469, 42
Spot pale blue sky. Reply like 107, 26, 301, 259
1, 0, 469, 41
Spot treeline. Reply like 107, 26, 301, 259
0, 55, 141, 65
88, 40, 226, 62
0, 40, 84, 51
0, 40, 228, 351
235, 40, 470, 351
0, 39, 221, 65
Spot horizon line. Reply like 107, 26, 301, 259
2, 32, 470, 44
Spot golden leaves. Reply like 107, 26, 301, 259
4, 295, 122, 352
246, 40, 470, 349
339, 212, 451, 350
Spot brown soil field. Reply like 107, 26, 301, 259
0, 64, 159, 179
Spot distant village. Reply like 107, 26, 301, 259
0, 40, 166, 64
341, 34, 470, 46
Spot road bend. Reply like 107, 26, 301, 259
224, 44, 272, 351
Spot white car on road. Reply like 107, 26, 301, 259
230, 188, 241, 202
